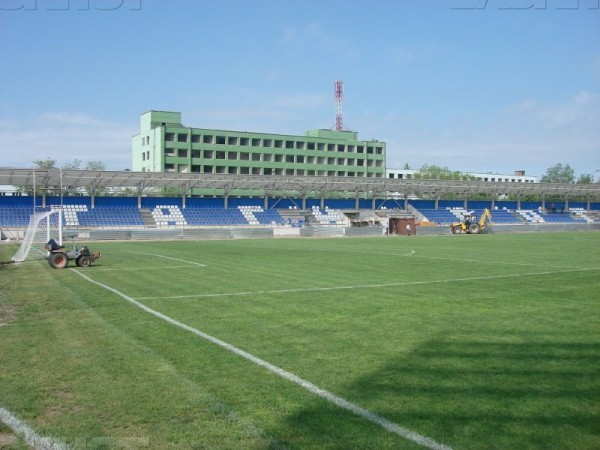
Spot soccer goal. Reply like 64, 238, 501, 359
11, 208, 63, 263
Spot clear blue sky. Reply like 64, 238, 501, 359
1, 0, 599, 179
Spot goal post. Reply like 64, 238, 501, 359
11, 208, 63, 263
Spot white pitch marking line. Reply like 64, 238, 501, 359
127, 252, 206, 267
0, 407, 69, 450
90, 265, 199, 272
70, 269, 452, 450
411, 254, 578, 270
137, 267, 599, 300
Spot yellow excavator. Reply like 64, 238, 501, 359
450, 208, 493, 234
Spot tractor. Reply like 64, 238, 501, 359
450, 208, 493, 234
45, 235, 101, 269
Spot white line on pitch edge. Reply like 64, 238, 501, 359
0, 407, 69, 450
136, 267, 599, 300
70, 269, 452, 450
127, 252, 207, 266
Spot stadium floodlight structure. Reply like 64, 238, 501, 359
335, 80, 344, 131
11, 208, 63, 263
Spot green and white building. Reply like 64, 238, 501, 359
132, 111, 386, 179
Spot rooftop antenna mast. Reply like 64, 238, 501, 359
334, 80, 344, 131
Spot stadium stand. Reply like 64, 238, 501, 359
0, 207, 33, 227
0, 195, 597, 231
310, 206, 350, 226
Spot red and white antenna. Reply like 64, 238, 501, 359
334, 80, 344, 131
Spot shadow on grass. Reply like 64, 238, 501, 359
282, 337, 600, 449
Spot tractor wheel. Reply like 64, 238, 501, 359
49, 252, 69, 269
76, 255, 91, 268
451, 226, 462, 234
468, 223, 481, 234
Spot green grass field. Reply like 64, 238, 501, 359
1, 232, 599, 449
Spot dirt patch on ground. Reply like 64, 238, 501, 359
0, 432, 18, 447
0, 305, 16, 325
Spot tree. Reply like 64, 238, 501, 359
417, 164, 477, 181
85, 160, 105, 171
32, 157, 58, 169
577, 173, 593, 184
540, 163, 575, 184
18, 158, 107, 196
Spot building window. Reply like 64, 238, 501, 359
191, 134, 201, 143
203, 150, 213, 159
252, 153, 261, 161
177, 133, 187, 143
165, 133, 175, 141
252, 138, 261, 146
228, 136, 238, 145
178, 149, 188, 158
286, 141, 294, 149
216, 136, 225, 145
240, 137, 249, 146
203, 135, 214, 144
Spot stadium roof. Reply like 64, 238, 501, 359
1, 168, 599, 200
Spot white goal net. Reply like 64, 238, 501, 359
11, 209, 63, 263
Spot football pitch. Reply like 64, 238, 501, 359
1, 232, 599, 449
